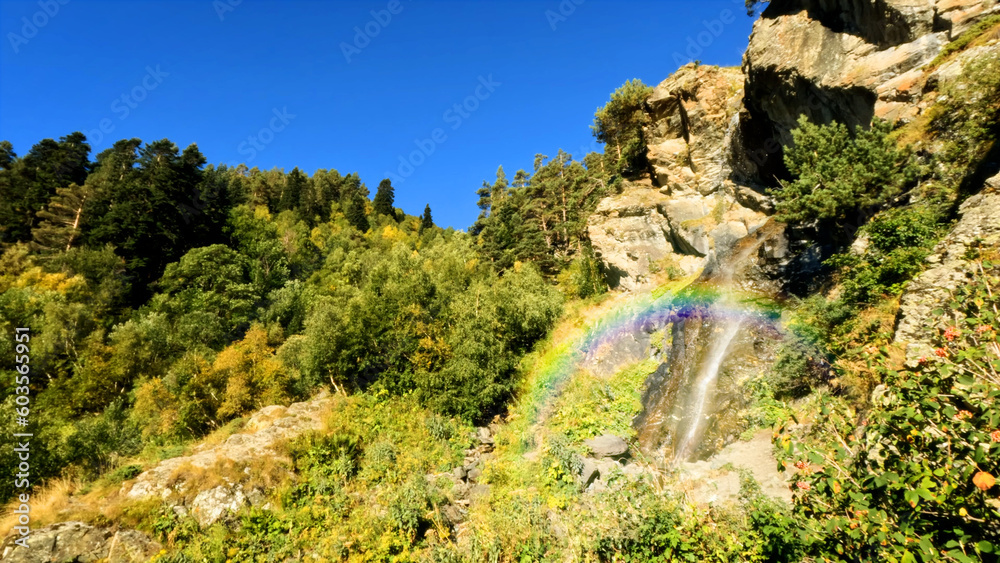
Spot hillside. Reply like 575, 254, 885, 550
2, 0, 1000, 561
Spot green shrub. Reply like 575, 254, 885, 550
543, 433, 583, 486
107, 464, 143, 484
931, 49, 1000, 172
769, 334, 833, 400
771, 117, 920, 231
827, 205, 943, 306
386, 477, 432, 540
558, 245, 607, 299
780, 260, 1000, 561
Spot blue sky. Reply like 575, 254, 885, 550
0, 0, 755, 229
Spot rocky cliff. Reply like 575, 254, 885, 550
4, 1, 1000, 559
587, 65, 777, 291
590, 0, 999, 292
742, 0, 999, 178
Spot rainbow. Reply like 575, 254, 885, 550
516, 278, 784, 429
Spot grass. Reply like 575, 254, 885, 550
928, 14, 1000, 69
548, 358, 661, 445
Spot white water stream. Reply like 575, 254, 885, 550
672, 312, 743, 463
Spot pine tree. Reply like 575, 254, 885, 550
0, 132, 91, 244
420, 204, 434, 233
592, 79, 653, 178
492, 165, 509, 206
772, 117, 919, 230
512, 169, 530, 189
32, 183, 93, 252
372, 178, 395, 217
279, 167, 308, 212
346, 193, 370, 232
475, 180, 492, 219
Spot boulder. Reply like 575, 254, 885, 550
475, 426, 494, 445
191, 485, 248, 527
467, 466, 483, 483
0, 522, 160, 563
596, 459, 621, 480
125, 393, 333, 502
580, 458, 600, 487
469, 484, 491, 500
584, 435, 629, 458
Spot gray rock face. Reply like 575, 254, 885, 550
587, 179, 770, 291
580, 458, 600, 487
584, 435, 629, 457
475, 426, 494, 445
0, 522, 160, 563
191, 485, 262, 527
895, 174, 1000, 362
123, 392, 334, 524
645, 64, 745, 196
587, 65, 773, 291
742, 0, 999, 175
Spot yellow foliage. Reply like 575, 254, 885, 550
132, 378, 180, 440
12, 266, 84, 294
253, 205, 272, 220
213, 325, 291, 420
380, 224, 407, 243
310, 225, 330, 250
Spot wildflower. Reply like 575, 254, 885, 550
796, 481, 811, 491
944, 326, 961, 341
934, 347, 949, 358
794, 460, 808, 471
991, 430, 1000, 443
918, 357, 929, 365
977, 324, 994, 334
956, 410, 973, 420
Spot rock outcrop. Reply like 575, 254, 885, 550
591, 1, 999, 291
123, 393, 334, 526
0, 522, 160, 563
645, 65, 744, 195
895, 173, 1000, 362
588, 65, 773, 291
741, 0, 999, 176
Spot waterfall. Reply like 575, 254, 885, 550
672, 312, 743, 463
631, 219, 783, 463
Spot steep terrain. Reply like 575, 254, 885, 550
3, 1, 1000, 561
